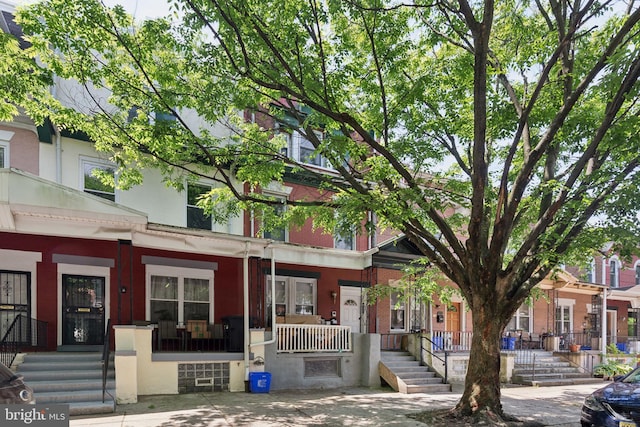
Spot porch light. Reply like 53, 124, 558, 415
331, 290, 337, 304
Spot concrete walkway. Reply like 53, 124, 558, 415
69, 382, 606, 426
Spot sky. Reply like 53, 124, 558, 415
11, 0, 172, 19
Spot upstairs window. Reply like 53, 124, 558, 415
0, 143, 6, 168
288, 130, 329, 169
635, 262, 640, 286
263, 196, 287, 242
334, 228, 355, 250
82, 160, 115, 201
610, 259, 620, 288
187, 183, 212, 230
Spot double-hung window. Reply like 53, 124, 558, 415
147, 266, 213, 324
610, 259, 620, 288
81, 159, 115, 201
390, 292, 406, 331
263, 196, 287, 241
507, 304, 531, 332
287, 130, 329, 169
0, 142, 8, 168
187, 183, 212, 230
266, 276, 316, 318
334, 228, 356, 250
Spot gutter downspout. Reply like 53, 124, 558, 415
50, 74, 62, 183
243, 242, 251, 385
602, 288, 608, 356
250, 244, 277, 348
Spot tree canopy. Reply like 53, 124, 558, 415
3, 0, 640, 422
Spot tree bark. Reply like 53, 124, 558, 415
454, 301, 506, 419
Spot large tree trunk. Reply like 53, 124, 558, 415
454, 302, 507, 419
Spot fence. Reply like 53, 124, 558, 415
276, 324, 351, 353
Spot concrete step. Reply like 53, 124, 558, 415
406, 383, 451, 393
34, 388, 115, 404
402, 377, 443, 385
28, 379, 115, 393
16, 352, 115, 416
68, 400, 116, 416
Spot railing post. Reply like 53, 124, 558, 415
444, 351, 448, 384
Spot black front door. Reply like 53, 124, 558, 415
0, 271, 31, 343
62, 274, 105, 345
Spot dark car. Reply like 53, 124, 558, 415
581, 367, 640, 427
0, 362, 34, 404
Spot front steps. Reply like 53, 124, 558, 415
512, 350, 601, 386
380, 351, 451, 394
15, 352, 115, 415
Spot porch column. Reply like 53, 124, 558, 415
113, 325, 140, 404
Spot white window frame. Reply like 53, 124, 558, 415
609, 257, 620, 288
0, 140, 9, 169
508, 304, 532, 333
287, 130, 331, 169
555, 298, 575, 335
265, 275, 317, 316
145, 265, 214, 326
586, 258, 596, 283
334, 227, 356, 250
80, 157, 116, 202
390, 291, 406, 332
262, 194, 288, 242
186, 182, 213, 230
634, 260, 640, 286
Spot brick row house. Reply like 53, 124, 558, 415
0, 0, 632, 408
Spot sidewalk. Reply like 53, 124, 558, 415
70, 382, 605, 426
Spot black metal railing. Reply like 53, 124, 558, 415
419, 335, 449, 384
102, 318, 112, 403
153, 327, 231, 353
0, 315, 47, 367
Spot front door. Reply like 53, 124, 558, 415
62, 274, 105, 345
0, 271, 31, 342
447, 302, 461, 345
340, 286, 362, 333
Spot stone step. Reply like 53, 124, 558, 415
406, 383, 451, 393
16, 351, 115, 416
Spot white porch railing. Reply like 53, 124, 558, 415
276, 324, 352, 353
431, 330, 473, 352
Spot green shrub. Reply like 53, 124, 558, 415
594, 359, 634, 378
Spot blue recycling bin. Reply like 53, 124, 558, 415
432, 336, 444, 351
616, 342, 628, 353
501, 337, 516, 350
249, 372, 272, 393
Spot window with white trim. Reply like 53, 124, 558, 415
555, 302, 574, 335
265, 276, 316, 319
390, 291, 405, 331
81, 159, 115, 201
187, 183, 212, 230
507, 304, 531, 333
147, 265, 213, 324
0, 142, 8, 168
285, 130, 329, 169
610, 258, 620, 288
635, 261, 640, 286
334, 228, 355, 250
262, 196, 287, 242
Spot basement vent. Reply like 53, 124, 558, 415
304, 358, 340, 378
